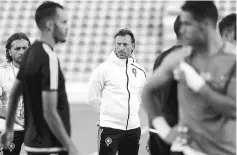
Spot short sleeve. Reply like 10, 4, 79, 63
41, 43, 59, 91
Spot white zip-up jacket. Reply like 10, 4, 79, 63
0, 63, 24, 131
88, 51, 146, 130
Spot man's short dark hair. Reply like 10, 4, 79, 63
219, 13, 236, 39
5, 33, 31, 63
35, 1, 64, 29
114, 29, 135, 44
181, 1, 218, 26
174, 15, 181, 38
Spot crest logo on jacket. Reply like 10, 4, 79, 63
132, 68, 137, 77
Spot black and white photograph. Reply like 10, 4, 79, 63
0, 0, 236, 155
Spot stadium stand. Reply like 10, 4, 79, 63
0, 0, 236, 83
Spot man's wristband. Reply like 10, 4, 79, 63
152, 116, 171, 139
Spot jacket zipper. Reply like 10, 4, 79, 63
125, 59, 130, 130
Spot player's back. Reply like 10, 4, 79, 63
17, 40, 71, 151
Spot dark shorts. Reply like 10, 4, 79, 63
97, 127, 141, 155
0, 130, 24, 155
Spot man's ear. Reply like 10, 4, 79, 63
8, 49, 12, 56
200, 19, 208, 29
132, 43, 135, 52
45, 19, 54, 31
222, 29, 229, 42
202, 18, 216, 29
199, 19, 212, 35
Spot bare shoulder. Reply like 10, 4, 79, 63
160, 49, 180, 70
161, 46, 191, 71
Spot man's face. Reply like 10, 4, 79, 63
9, 39, 29, 64
114, 35, 135, 59
179, 11, 206, 46
53, 8, 68, 43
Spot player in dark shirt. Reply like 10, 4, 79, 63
146, 15, 182, 155
0, 1, 79, 155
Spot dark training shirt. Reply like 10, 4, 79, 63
17, 41, 71, 150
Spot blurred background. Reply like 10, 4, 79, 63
0, 0, 236, 154
0, 0, 236, 97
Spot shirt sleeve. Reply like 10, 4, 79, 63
87, 65, 105, 104
41, 44, 59, 91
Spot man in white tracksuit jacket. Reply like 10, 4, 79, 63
0, 32, 31, 155
88, 29, 146, 155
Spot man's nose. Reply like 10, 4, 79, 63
18, 48, 26, 54
119, 45, 125, 51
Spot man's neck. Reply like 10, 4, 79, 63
12, 61, 19, 68
207, 28, 224, 55
40, 31, 56, 49
193, 28, 224, 57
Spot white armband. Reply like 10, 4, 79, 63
152, 116, 171, 139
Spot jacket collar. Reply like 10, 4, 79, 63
10, 63, 19, 76
107, 51, 135, 65
10, 62, 18, 70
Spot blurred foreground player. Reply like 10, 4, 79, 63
0, 2, 79, 155
142, 1, 236, 155
0, 33, 30, 155
146, 15, 182, 155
